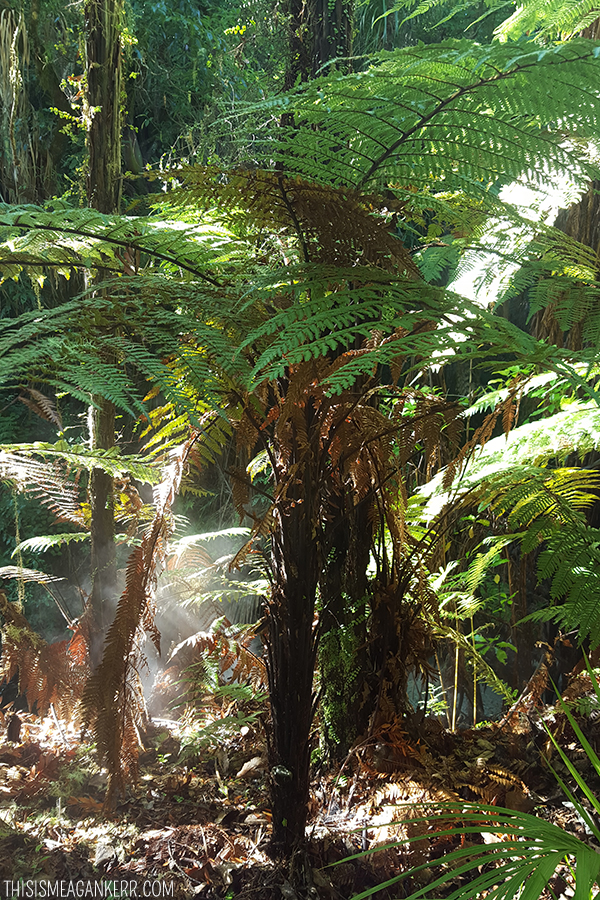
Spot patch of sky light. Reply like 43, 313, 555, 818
449, 173, 586, 307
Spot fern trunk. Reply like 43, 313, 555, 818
265, 452, 321, 852
318, 500, 372, 758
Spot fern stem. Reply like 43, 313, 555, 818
435, 648, 451, 730
452, 637, 459, 732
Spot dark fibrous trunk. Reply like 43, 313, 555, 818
265, 469, 321, 852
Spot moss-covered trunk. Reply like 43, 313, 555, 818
85, 0, 123, 662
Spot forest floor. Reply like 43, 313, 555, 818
0, 680, 597, 900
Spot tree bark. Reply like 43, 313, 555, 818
89, 398, 116, 638
535, 15, 600, 349
284, 0, 354, 89
84, 0, 123, 662
85, 0, 123, 214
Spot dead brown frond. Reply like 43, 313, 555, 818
0, 594, 89, 720
486, 764, 526, 789
18, 388, 63, 430
469, 782, 502, 804
82, 434, 199, 807
176, 166, 419, 274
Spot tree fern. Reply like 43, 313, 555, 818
2, 21, 600, 842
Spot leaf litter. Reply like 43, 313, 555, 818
0, 673, 599, 899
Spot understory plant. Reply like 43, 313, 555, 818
345, 657, 600, 900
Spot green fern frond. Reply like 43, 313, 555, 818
0, 204, 237, 284
422, 402, 600, 521
247, 39, 600, 195
464, 536, 514, 596
168, 528, 251, 570
1, 442, 160, 483
12, 533, 89, 555
497, 0, 600, 41
533, 525, 600, 646
0, 449, 85, 526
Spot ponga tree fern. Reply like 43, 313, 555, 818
1, 31, 600, 857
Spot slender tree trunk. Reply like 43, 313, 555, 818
84, 0, 123, 661
89, 399, 116, 637
85, 0, 123, 215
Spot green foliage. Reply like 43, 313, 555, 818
318, 595, 368, 755
430, 562, 516, 701
1, 441, 160, 483
377, 0, 600, 43
496, 0, 600, 41
247, 39, 600, 195
179, 682, 266, 758
429, 466, 600, 644
355, 0, 506, 53
527, 524, 600, 646
127, 0, 285, 165
12, 532, 89, 554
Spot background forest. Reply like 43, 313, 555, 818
3, 0, 600, 896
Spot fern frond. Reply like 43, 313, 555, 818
12, 533, 89, 555
18, 388, 63, 429
167, 528, 251, 570
168, 620, 267, 694
0, 565, 65, 585
422, 401, 600, 520
0, 450, 85, 526
245, 39, 600, 195
0, 597, 90, 719
463, 536, 514, 596
534, 524, 600, 646
380, 0, 600, 43
0, 204, 237, 284
497, 0, 600, 41
1, 441, 160, 483
81, 434, 199, 805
